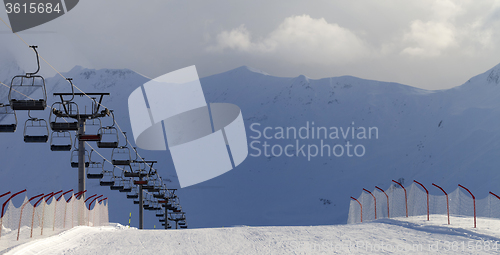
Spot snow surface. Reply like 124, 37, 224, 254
5, 216, 500, 254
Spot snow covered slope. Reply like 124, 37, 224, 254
1, 62, 500, 229
6, 216, 500, 254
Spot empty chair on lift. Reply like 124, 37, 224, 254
70, 148, 90, 168
0, 103, 17, 132
99, 164, 117, 186
97, 112, 119, 148
86, 160, 104, 179
9, 46, 47, 111
50, 102, 79, 131
50, 131, 72, 151
97, 126, 119, 148
23, 117, 49, 143
119, 179, 133, 193
111, 146, 132, 165
110, 176, 125, 191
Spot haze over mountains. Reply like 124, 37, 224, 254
1, 58, 500, 228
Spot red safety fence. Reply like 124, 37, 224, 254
348, 181, 500, 229
0, 190, 109, 248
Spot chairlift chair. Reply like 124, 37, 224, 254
126, 186, 139, 198
112, 146, 132, 165
99, 164, 117, 186
119, 178, 133, 192
97, 112, 119, 148
70, 148, 90, 168
50, 131, 72, 151
110, 176, 125, 191
0, 103, 17, 132
86, 160, 104, 179
124, 161, 147, 178
23, 117, 49, 143
50, 102, 79, 131
9, 46, 47, 111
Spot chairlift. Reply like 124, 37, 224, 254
119, 178, 133, 193
50, 102, 79, 131
0, 103, 17, 132
99, 163, 116, 186
124, 161, 147, 178
112, 146, 132, 165
110, 176, 125, 191
126, 187, 139, 199
70, 148, 90, 168
50, 131, 72, 151
86, 160, 104, 179
97, 111, 118, 148
23, 115, 49, 143
9, 46, 47, 111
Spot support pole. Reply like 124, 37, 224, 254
458, 184, 476, 228
78, 118, 86, 226
139, 176, 144, 230
432, 183, 449, 225
413, 180, 429, 221
375, 186, 389, 218
350, 197, 362, 223
392, 180, 408, 217
362, 188, 377, 220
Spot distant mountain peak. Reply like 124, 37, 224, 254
233, 66, 270, 75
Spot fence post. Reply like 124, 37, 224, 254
98, 198, 108, 226
432, 183, 449, 224
350, 197, 363, 223
17, 193, 44, 241
458, 184, 476, 228
413, 180, 429, 221
392, 180, 408, 217
40, 193, 55, 236
54, 190, 71, 231
363, 189, 377, 219
375, 186, 389, 218
1, 189, 27, 239
31, 194, 48, 238
88, 195, 103, 226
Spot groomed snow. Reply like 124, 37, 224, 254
5, 215, 500, 254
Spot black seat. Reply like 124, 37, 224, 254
99, 181, 114, 186
51, 144, 72, 151
51, 122, 78, 131
0, 124, 16, 133
110, 185, 124, 191
97, 141, 118, 148
10, 99, 46, 111
24, 135, 48, 143
87, 173, 104, 179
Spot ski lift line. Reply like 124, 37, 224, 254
0, 21, 172, 200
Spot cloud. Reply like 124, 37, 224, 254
401, 20, 457, 57
207, 15, 369, 64
400, 0, 496, 57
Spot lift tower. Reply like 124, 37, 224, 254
52, 91, 110, 204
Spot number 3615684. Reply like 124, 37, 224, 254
5, 3, 61, 14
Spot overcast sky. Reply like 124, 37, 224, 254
1, 0, 500, 90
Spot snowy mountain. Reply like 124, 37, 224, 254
1, 61, 500, 229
